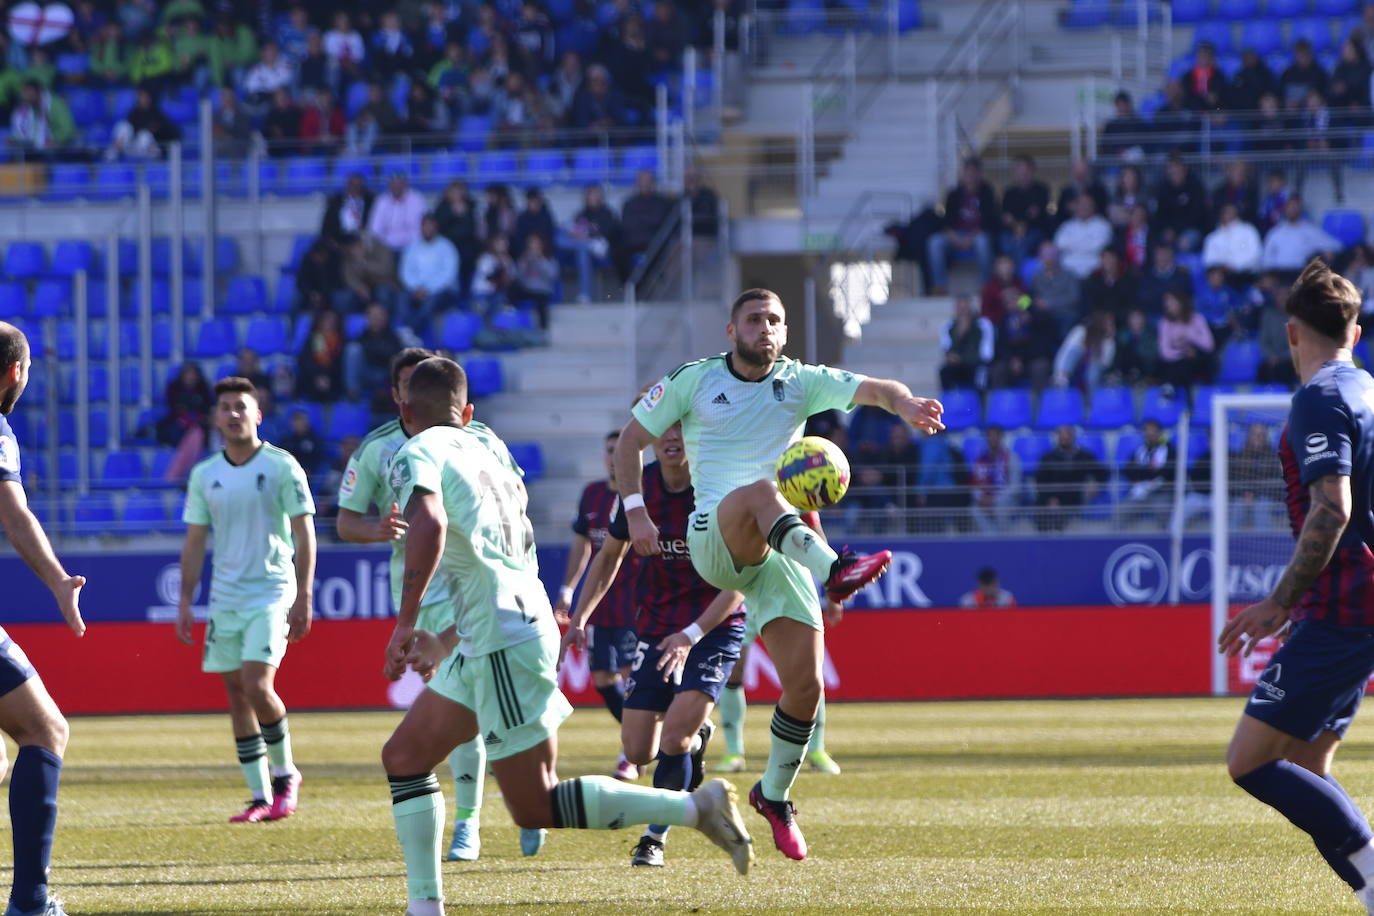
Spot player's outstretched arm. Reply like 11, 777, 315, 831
336, 504, 408, 543
176, 523, 209, 645
656, 589, 744, 682
288, 513, 317, 643
559, 534, 631, 667
391, 490, 446, 668
1219, 473, 1351, 657
0, 481, 85, 637
612, 417, 662, 556
554, 533, 593, 621
855, 377, 945, 435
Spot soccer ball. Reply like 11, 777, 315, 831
774, 436, 851, 512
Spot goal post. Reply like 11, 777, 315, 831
1210, 391, 1295, 696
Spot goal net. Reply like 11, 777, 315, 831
1210, 392, 1295, 696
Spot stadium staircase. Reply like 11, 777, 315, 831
839, 296, 946, 396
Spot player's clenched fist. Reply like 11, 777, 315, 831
626, 510, 662, 557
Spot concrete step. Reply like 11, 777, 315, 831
481, 404, 628, 440
512, 362, 632, 395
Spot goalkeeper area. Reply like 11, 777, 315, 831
27, 700, 1364, 914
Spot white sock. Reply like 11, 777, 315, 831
768, 512, 839, 580
646, 826, 668, 842
689, 734, 703, 754
407, 899, 443, 916
681, 797, 698, 829
1350, 841, 1374, 884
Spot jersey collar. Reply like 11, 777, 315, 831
222, 442, 265, 468
724, 352, 777, 383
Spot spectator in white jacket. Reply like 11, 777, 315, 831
1202, 202, 1262, 280
1053, 194, 1113, 279
1262, 195, 1340, 276
367, 174, 427, 252
399, 214, 459, 335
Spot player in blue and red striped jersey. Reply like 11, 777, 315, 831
552, 430, 643, 780
1220, 259, 1374, 913
561, 420, 746, 868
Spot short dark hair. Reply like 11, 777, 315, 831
1287, 257, 1361, 342
214, 376, 257, 399
729, 288, 782, 322
0, 322, 28, 372
390, 347, 435, 389
1114, 90, 1133, 105
408, 357, 468, 409
976, 567, 998, 585
606, 430, 621, 441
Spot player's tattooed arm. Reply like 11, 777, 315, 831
1272, 474, 1352, 610
396, 490, 446, 630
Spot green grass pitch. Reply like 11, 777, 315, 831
9, 698, 1370, 914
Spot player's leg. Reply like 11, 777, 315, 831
382, 688, 479, 916
239, 649, 302, 821
620, 709, 664, 766
444, 734, 486, 862
806, 693, 841, 775
587, 626, 626, 722
0, 652, 68, 916
638, 690, 715, 859
220, 669, 274, 821
716, 641, 749, 772
1287, 731, 1372, 890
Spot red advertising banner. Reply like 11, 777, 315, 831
6, 604, 1215, 716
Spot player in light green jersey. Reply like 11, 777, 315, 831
336, 347, 544, 861
614, 288, 944, 860
177, 377, 316, 824
378, 358, 754, 916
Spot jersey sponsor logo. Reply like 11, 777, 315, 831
1304, 450, 1338, 466
485, 730, 503, 745
772, 379, 784, 401
0, 434, 18, 473
340, 467, 358, 496
640, 383, 665, 412
1306, 433, 1328, 453
658, 536, 689, 557
711, 392, 730, 405
1251, 663, 1285, 704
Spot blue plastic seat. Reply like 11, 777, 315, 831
30, 280, 69, 318
782, 0, 824, 34
524, 150, 566, 184
282, 235, 315, 273
151, 320, 176, 359
344, 313, 367, 339
455, 115, 493, 153
939, 389, 980, 431
331, 155, 374, 186
122, 492, 168, 529
283, 401, 325, 434
92, 163, 137, 201
193, 318, 237, 358
438, 311, 482, 351
1171, 0, 1211, 22
0, 282, 26, 319
283, 158, 328, 193
1323, 209, 1365, 247
984, 389, 1033, 429
49, 240, 93, 277
147, 447, 178, 482
65, 88, 105, 126
129, 277, 171, 315
475, 151, 518, 184
1235, 21, 1282, 54
1216, 0, 1258, 17
343, 81, 371, 118
73, 493, 117, 533
620, 146, 658, 181
465, 358, 504, 397
1313, 0, 1355, 13
1087, 386, 1134, 428
1218, 340, 1262, 383
215, 236, 239, 274
507, 442, 545, 480
329, 402, 372, 439
273, 276, 296, 312
896, 0, 921, 29
572, 148, 612, 183
56, 322, 109, 361
221, 275, 266, 315
244, 316, 289, 355
1268, 0, 1308, 14
5, 242, 44, 279
424, 152, 470, 188
1192, 385, 1217, 427
1192, 21, 1235, 52
98, 450, 144, 488
46, 164, 91, 201
1140, 386, 1186, 426
1034, 388, 1085, 430
119, 364, 142, 404
1064, 0, 1111, 27
1290, 17, 1333, 50
1114, 431, 1145, 470
1013, 433, 1053, 475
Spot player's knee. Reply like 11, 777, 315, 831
783, 677, 823, 715
743, 479, 781, 508
18, 712, 68, 757
658, 730, 693, 756
380, 734, 419, 775
508, 794, 552, 830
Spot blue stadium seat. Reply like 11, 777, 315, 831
98, 450, 144, 489
49, 240, 93, 277
331, 155, 375, 186
1193, 21, 1235, 51
119, 364, 142, 405
5, 242, 44, 279
1323, 209, 1366, 247
1218, 340, 1262, 383
283, 401, 325, 434
961, 435, 987, 466
92, 163, 137, 201
1034, 388, 1085, 430
1087, 386, 1134, 428
1013, 433, 1053, 475
89, 408, 110, 444
438, 311, 482, 351
939, 389, 981, 431
283, 158, 328, 193
1140, 386, 1185, 426
782, 0, 824, 34
456, 115, 493, 153
1268, 0, 1308, 14
1114, 431, 1144, 469
620, 146, 658, 180
110, 88, 136, 119
129, 278, 171, 315
214, 161, 247, 196
47, 164, 91, 201
1115, 0, 1162, 27
1290, 17, 1332, 51
245, 317, 289, 355
1314, 0, 1355, 13
475, 151, 518, 183
524, 150, 566, 184
251, 159, 281, 194
896, 0, 921, 30
426, 152, 470, 187
193, 318, 238, 358
572, 148, 612, 183
547, 0, 575, 21
147, 448, 178, 483
282, 235, 315, 273
273, 276, 296, 312
344, 312, 367, 339
56, 323, 109, 361
1063, 0, 1110, 27
1191, 385, 1217, 427
0, 282, 25, 319
83, 278, 109, 318
343, 81, 371, 118
65, 88, 105, 126
464, 358, 504, 397
1237, 20, 1282, 53
121, 492, 168, 529
151, 320, 177, 359
221, 275, 267, 315
1185, 428, 1211, 467
1171, 0, 1211, 22
1215, 0, 1257, 17
329, 402, 372, 439
149, 237, 173, 276
30, 280, 69, 318
73, 493, 117, 534
984, 389, 1033, 429
56, 451, 78, 485
507, 442, 545, 480
378, 155, 422, 181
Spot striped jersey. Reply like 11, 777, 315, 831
1279, 360, 1374, 626
571, 480, 638, 628
608, 462, 742, 639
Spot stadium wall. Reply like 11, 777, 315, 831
0, 536, 1283, 713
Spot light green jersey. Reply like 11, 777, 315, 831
391, 422, 554, 657
182, 443, 316, 612
632, 353, 865, 514
338, 418, 515, 618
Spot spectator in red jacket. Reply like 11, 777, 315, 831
300, 87, 345, 155
980, 254, 1024, 325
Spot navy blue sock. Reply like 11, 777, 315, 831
1235, 761, 1373, 863
647, 750, 692, 836
9, 746, 61, 913
1317, 774, 1372, 890
595, 683, 624, 723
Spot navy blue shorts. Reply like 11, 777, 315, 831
1244, 619, 1374, 741
587, 624, 637, 673
624, 622, 745, 713
0, 627, 36, 698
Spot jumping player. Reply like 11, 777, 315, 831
551, 430, 642, 780
1219, 259, 1374, 912
615, 288, 944, 860
380, 358, 753, 916
177, 377, 315, 824
561, 420, 745, 867
0, 323, 85, 916
337, 347, 545, 861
